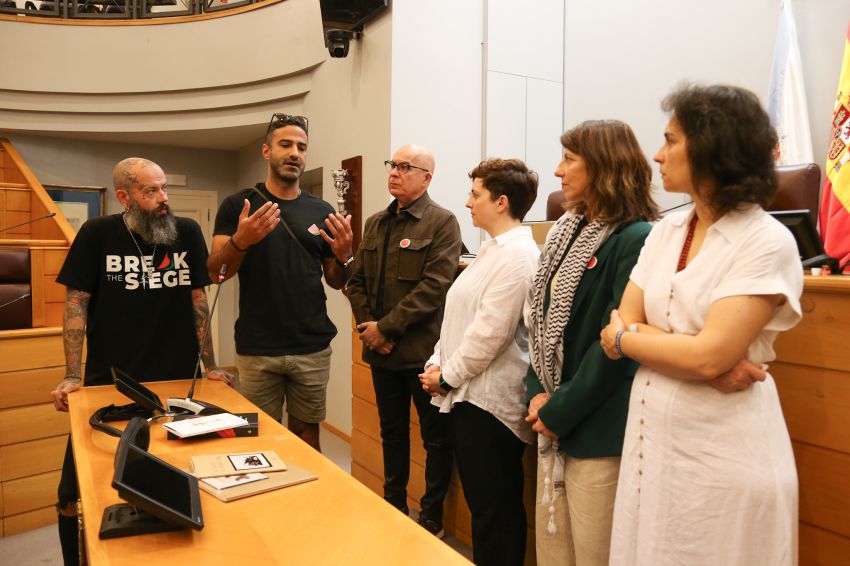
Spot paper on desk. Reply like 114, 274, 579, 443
162, 412, 249, 438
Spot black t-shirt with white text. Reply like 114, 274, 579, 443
213, 184, 337, 355
57, 214, 211, 386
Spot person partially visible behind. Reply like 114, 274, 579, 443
207, 114, 353, 452
420, 158, 539, 565
50, 157, 231, 565
601, 84, 803, 565
346, 144, 461, 538
524, 120, 658, 566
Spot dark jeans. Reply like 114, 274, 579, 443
58, 436, 80, 566
452, 402, 527, 566
370, 366, 453, 522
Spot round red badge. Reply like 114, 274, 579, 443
400, 238, 411, 248
587, 256, 598, 269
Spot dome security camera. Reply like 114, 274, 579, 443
325, 29, 355, 58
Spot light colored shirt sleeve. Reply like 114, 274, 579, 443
440, 253, 534, 388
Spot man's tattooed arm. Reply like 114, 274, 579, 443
63, 288, 91, 381
192, 287, 216, 370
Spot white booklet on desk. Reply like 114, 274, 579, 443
199, 465, 318, 502
162, 412, 249, 439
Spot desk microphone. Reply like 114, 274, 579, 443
166, 263, 229, 416
0, 212, 56, 233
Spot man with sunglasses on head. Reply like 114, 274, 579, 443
208, 114, 354, 451
346, 144, 461, 538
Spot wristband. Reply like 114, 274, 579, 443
438, 375, 454, 393
229, 236, 247, 253
336, 256, 355, 268
615, 328, 627, 358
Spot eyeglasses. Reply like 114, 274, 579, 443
384, 160, 429, 174
267, 113, 309, 135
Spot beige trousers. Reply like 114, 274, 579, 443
534, 452, 621, 566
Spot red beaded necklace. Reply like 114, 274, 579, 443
676, 215, 699, 272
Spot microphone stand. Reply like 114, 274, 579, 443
166, 264, 229, 416
0, 212, 56, 233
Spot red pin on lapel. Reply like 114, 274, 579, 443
587, 256, 598, 269
400, 238, 411, 248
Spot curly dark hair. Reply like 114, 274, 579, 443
560, 120, 659, 223
661, 83, 778, 215
468, 158, 539, 221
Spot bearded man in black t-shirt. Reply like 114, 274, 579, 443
49, 157, 232, 565
208, 114, 354, 452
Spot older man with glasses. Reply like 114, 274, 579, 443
208, 113, 354, 451
346, 144, 462, 538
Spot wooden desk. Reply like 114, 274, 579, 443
69, 380, 470, 565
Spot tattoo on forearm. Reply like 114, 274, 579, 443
63, 289, 90, 379
192, 290, 216, 369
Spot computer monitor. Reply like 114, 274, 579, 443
768, 209, 838, 271
111, 366, 167, 414
100, 425, 204, 538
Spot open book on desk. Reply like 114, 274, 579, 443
191, 450, 287, 478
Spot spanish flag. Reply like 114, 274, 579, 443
820, 21, 850, 269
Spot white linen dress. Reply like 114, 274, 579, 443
609, 206, 803, 566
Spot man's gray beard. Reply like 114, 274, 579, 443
124, 202, 178, 246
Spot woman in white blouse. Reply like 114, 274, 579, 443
420, 158, 540, 566
601, 84, 803, 565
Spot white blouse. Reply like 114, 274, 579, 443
427, 225, 540, 444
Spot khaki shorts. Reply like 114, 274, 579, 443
237, 346, 331, 423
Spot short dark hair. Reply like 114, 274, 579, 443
265, 113, 309, 144
661, 83, 778, 216
468, 158, 539, 221
560, 120, 659, 223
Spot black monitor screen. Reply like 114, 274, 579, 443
769, 209, 825, 261
111, 367, 166, 414
112, 441, 203, 531
320, 0, 388, 29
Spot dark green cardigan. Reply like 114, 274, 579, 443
526, 221, 651, 458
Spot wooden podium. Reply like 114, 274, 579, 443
68, 379, 471, 565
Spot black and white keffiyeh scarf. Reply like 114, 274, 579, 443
528, 212, 615, 395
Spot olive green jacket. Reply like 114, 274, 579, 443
346, 192, 461, 369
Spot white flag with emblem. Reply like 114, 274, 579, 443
767, 0, 814, 166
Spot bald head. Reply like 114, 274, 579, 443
387, 144, 435, 207
396, 144, 435, 174
112, 157, 161, 192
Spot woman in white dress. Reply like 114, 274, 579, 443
600, 84, 803, 565
420, 158, 540, 566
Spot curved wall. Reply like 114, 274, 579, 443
0, 0, 326, 138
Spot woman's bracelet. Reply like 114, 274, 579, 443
615, 328, 627, 358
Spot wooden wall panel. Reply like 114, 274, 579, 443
0, 366, 65, 409
44, 303, 64, 327
44, 277, 65, 303
352, 363, 375, 405
352, 396, 381, 442
800, 522, 850, 566
0, 435, 67, 481
774, 292, 850, 372
351, 330, 365, 366
4, 189, 30, 211
0, 332, 65, 373
0, 404, 70, 446
2, 506, 55, 537
773, 362, 850, 454
43, 248, 67, 275
795, 441, 850, 539
2, 470, 61, 516
351, 462, 383, 497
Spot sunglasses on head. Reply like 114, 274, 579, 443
267, 113, 309, 135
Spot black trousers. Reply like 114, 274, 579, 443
58, 436, 80, 566
370, 366, 453, 522
452, 402, 527, 566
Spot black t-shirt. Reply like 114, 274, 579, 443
213, 184, 337, 355
56, 214, 211, 386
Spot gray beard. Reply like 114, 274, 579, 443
124, 202, 178, 246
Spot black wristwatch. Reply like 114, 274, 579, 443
438, 375, 454, 393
